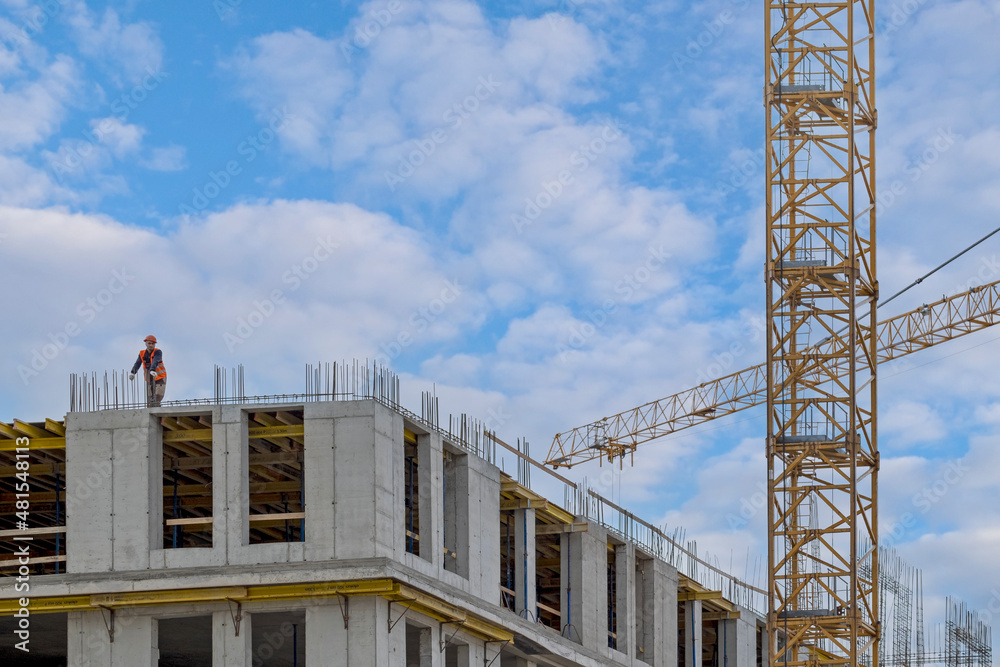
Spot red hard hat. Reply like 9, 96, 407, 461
144, 335, 157, 343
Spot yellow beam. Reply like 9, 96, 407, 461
677, 590, 723, 602
14, 419, 53, 439
0, 437, 65, 451
90, 587, 248, 608
161, 424, 305, 443
249, 579, 399, 601
535, 522, 588, 535
499, 499, 548, 511
44, 419, 66, 436
0, 577, 514, 642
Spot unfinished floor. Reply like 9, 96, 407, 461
0, 399, 763, 666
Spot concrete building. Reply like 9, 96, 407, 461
1, 391, 764, 666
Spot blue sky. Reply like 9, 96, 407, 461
1, 0, 999, 653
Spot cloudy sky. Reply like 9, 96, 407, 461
1, 0, 998, 652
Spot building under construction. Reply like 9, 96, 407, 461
0, 363, 991, 666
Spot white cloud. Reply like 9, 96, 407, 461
140, 145, 187, 172
90, 116, 144, 157
65, 1, 163, 85
0, 54, 79, 151
0, 199, 487, 416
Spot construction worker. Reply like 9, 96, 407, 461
130, 335, 167, 407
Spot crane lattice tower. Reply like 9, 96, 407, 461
765, 0, 878, 664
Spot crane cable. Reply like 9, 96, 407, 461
880, 221, 1000, 310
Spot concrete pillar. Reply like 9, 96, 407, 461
723, 608, 757, 667
220, 407, 249, 560
111, 614, 158, 667
467, 454, 501, 603
408, 622, 442, 667
513, 508, 537, 621
415, 433, 443, 568
333, 408, 380, 560
65, 417, 117, 573
442, 449, 470, 577
212, 608, 251, 667
111, 424, 156, 570
348, 596, 405, 666
67, 610, 111, 666
67, 609, 159, 667
615, 543, 634, 656
303, 408, 336, 560
684, 600, 703, 667
306, 602, 347, 666
332, 403, 400, 561
566, 521, 607, 651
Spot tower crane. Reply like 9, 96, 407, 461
546, 277, 1000, 468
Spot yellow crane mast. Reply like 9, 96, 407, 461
765, 0, 878, 662
545, 278, 1000, 468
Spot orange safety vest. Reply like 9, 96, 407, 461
140, 348, 167, 381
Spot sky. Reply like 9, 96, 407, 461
1, 0, 999, 655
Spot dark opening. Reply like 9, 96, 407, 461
159, 615, 211, 666
535, 518, 561, 631
404, 438, 420, 555
249, 610, 305, 667
499, 510, 516, 611
247, 409, 305, 545
161, 413, 213, 548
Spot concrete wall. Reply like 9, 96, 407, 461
57, 399, 757, 667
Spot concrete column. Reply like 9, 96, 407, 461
306, 602, 348, 666
212, 608, 251, 667
615, 543, 634, 656
303, 410, 336, 561
643, 559, 679, 667
722, 608, 757, 667
409, 623, 442, 667
467, 454, 501, 603
566, 521, 607, 651
442, 449, 470, 578
110, 423, 155, 570
448, 643, 485, 667
111, 614, 158, 667
416, 433, 443, 568
65, 419, 114, 573
67, 610, 111, 666
347, 596, 405, 666
333, 408, 379, 560
684, 600, 703, 667
220, 407, 249, 560
374, 403, 402, 560
513, 508, 536, 621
